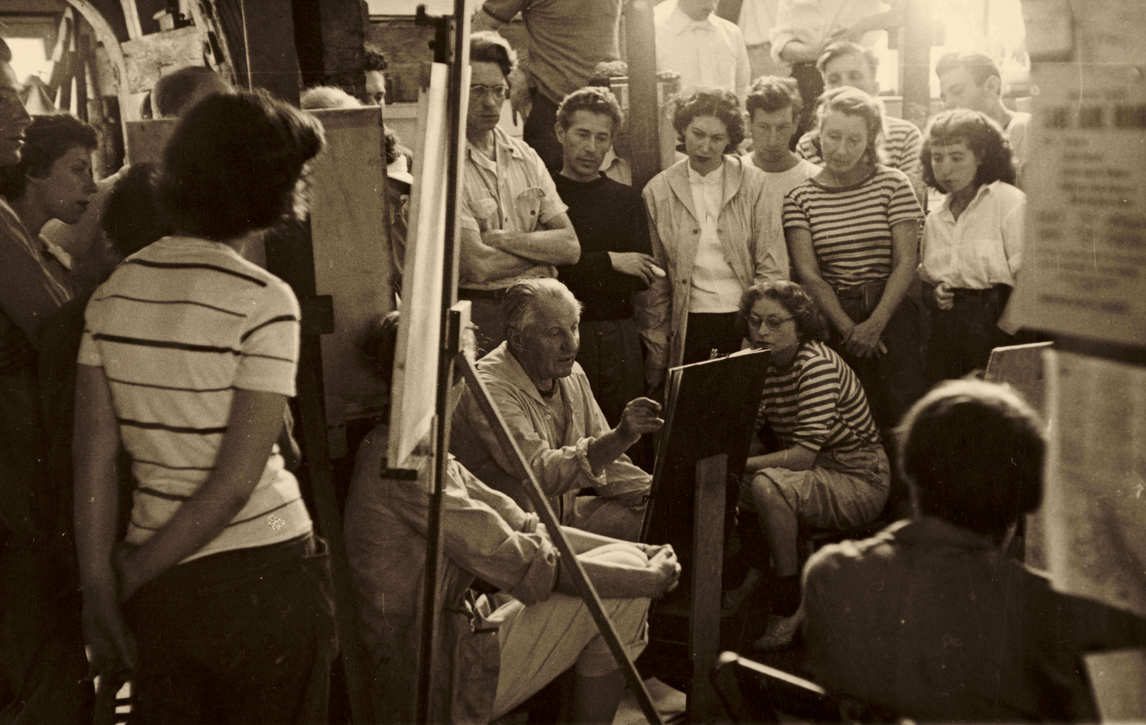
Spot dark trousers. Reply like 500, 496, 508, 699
0, 546, 92, 724
832, 281, 927, 432
791, 63, 824, 149
125, 535, 337, 725
577, 317, 645, 426
682, 312, 744, 366
925, 284, 1016, 385
523, 90, 563, 173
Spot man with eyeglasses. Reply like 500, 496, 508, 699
459, 31, 579, 356
473, 0, 623, 172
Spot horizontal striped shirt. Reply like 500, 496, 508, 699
78, 236, 311, 562
757, 340, 879, 452
783, 166, 922, 287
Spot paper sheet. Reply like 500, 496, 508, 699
1009, 63, 1146, 345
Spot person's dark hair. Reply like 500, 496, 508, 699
816, 40, 879, 77
503, 278, 582, 344
158, 90, 325, 241
101, 163, 170, 258
739, 280, 827, 343
0, 37, 12, 63
745, 75, 802, 122
555, 86, 623, 132
363, 47, 388, 72
360, 310, 401, 389
897, 379, 1045, 541
816, 85, 884, 166
152, 66, 233, 118
470, 31, 517, 80
672, 87, 745, 151
0, 113, 98, 200
934, 51, 1001, 87
920, 108, 1016, 189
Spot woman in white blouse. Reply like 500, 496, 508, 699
919, 108, 1025, 383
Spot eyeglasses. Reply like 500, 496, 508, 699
749, 314, 794, 331
470, 84, 509, 102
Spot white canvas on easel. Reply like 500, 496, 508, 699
388, 62, 468, 467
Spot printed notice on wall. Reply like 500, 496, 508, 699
1009, 64, 1146, 346
1044, 350, 1146, 719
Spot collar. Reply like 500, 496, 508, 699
688, 164, 723, 187
600, 146, 618, 171
895, 516, 998, 552
665, 155, 746, 221
481, 341, 573, 407
667, 5, 717, 34
939, 181, 993, 221
466, 127, 524, 169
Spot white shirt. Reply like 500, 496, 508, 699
739, 0, 779, 46
655, 2, 752, 100
745, 155, 820, 276
920, 181, 1025, 289
688, 165, 742, 312
771, 0, 886, 64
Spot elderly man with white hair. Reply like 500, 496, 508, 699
452, 278, 661, 541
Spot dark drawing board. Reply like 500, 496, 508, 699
641, 349, 771, 584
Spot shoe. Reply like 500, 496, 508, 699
751, 610, 803, 651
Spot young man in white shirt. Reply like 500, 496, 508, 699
655, 0, 752, 100
743, 75, 819, 276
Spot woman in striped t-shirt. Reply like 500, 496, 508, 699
737, 281, 889, 649
74, 92, 336, 722
783, 86, 926, 432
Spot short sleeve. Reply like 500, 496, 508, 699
885, 170, 923, 227
76, 288, 105, 368
791, 354, 840, 452
783, 185, 811, 231
481, 0, 527, 23
233, 279, 300, 396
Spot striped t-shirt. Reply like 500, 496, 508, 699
78, 236, 311, 562
757, 340, 880, 452
783, 166, 922, 288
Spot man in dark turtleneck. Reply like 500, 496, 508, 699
552, 87, 663, 425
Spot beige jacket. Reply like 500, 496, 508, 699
638, 155, 787, 381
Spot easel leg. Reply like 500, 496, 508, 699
688, 454, 727, 723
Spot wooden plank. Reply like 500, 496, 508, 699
624, 0, 661, 189
687, 453, 727, 723
119, 0, 143, 39
306, 107, 393, 430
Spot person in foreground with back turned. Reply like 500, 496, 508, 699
803, 379, 1146, 721
74, 91, 337, 724
345, 311, 680, 723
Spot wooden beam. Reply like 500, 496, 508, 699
119, 0, 143, 38
899, 0, 932, 131
624, 0, 660, 189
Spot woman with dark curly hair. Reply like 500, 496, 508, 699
74, 91, 336, 723
919, 108, 1024, 383
783, 85, 925, 433
736, 280, 888, 649
640, 87, 786, 391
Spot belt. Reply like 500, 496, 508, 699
458, 287, 510, 301
952, 284, 1011, 300
833, 280, 885, 299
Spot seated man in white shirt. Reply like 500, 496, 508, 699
452, 278, 661, 541
655, 0, 752, 100
345, 311, 680, 724
936, 51, 1031, 185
